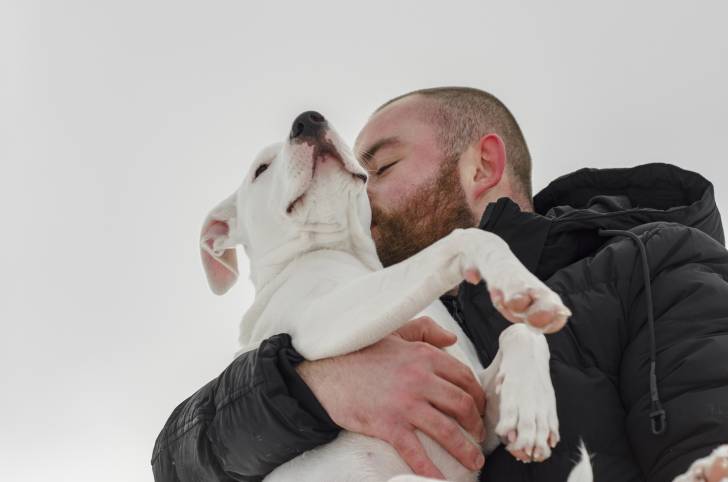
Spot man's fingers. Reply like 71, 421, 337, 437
426, 378, 485, 442
395, 316, 457, 348
389, 427, 445, 479
431, 351, 486, 416
411, 406, 485, 472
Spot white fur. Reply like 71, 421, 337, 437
201, 118, 591, 481
567, 443, 593, 482
672, 444, 728, 482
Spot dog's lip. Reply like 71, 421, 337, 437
287, 193, 305, 214
314, 143, 367, 182
314, 143, 341, 161
286, 144, 366, 215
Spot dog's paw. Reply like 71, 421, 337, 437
673, 444, 728, 482
457, 228, 570, 332
464, 265, 570, 333
490, 283, 570, 333
492, 353, 560, 463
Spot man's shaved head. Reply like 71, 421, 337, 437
375, 87, 533, 200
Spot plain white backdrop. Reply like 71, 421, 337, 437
1, 1, 727, 481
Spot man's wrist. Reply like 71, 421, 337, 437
280, 346, 339, 429
295, 359, 335, 405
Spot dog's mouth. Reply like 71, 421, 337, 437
314, 143, 367, 182
286, 193, 305, 214
285, 142, 367, 214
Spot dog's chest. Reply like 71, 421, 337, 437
418, 301, 482, 372
243, 250, 375, 345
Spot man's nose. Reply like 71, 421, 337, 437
290, 111, 327, 140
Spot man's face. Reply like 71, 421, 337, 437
355, 96, 476, 267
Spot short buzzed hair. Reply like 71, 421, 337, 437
376, 87, 533, 200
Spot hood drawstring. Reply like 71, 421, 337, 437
598, 229, 667, 435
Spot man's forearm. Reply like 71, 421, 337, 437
151, 333, 340, 481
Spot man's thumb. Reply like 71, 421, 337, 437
396, 316, 457, 347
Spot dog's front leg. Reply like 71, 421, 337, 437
479, 323, 559, 463
291, 228, 568, 361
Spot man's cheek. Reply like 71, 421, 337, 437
381, 184, 413, 212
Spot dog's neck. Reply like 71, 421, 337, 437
248, 199, 382, 292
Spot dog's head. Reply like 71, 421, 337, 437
200, 111, 378, 294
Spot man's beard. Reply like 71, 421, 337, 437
370, 158, 477, 267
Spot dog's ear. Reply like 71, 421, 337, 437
200, 193, 240, 295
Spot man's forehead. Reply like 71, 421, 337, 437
355, 95, 433, 156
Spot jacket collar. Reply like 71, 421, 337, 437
478, 163, 723, 280
478, 198, 551, 276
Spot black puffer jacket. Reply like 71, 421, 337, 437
152, 163, 728, 482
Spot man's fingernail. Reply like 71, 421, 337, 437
475, 453, 485, 468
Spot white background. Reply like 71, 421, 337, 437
1, 1, 727, 481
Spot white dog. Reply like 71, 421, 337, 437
199, 111, 588, 482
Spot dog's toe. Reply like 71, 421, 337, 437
548, 431, 560, 449
523, 292, 570, 329
532, 413, 552, 461
504, 292, 534, 313
508, 447, 531, 463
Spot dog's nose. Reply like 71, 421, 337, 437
290, 111, 327, 140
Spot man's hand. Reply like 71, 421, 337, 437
296, 317, 486, 479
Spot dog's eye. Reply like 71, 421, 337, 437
253, 163, 269, 180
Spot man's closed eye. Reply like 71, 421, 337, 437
374, 160, 400, 176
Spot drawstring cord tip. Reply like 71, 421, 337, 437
650, 407, 667, 435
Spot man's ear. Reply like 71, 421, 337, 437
200, 193, 239, 295
470, 133, 507, 200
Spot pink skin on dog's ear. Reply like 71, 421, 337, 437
200, 220, 239, 295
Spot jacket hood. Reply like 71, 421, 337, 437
480, 163, 724, 280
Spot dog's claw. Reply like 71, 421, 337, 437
533, 448, 544, 462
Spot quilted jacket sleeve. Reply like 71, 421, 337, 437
151, 333, 341, 482
616, 223, 728, 482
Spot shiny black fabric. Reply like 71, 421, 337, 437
152, 163, 728, 482
151, 334, 339, 481
456, 163, 728, 482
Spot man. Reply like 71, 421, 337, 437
152, 87, 728, 481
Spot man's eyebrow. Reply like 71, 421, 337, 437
357, 137, 400, 166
